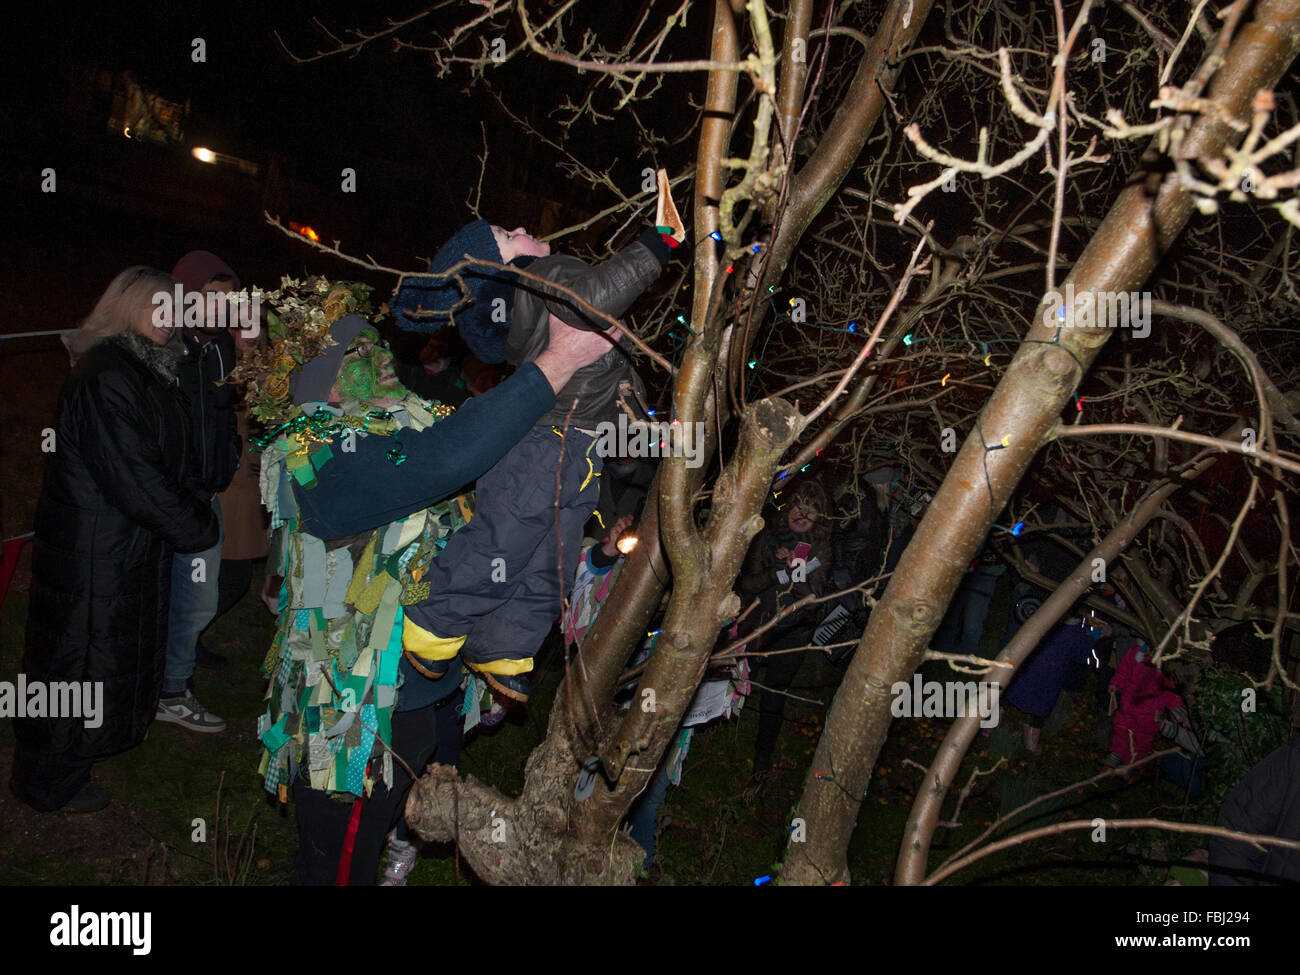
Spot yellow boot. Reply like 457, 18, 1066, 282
402, 618, 465, 680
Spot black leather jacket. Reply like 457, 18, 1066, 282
505, 241, 662, 429
177, 330, 240, 494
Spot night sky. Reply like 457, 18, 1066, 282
4, 1, 698, 308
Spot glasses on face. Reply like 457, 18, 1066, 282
347, 327, 384, 358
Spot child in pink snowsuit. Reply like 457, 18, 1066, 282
1106, 641, 1185, 765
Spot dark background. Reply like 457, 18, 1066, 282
1, 1, 693, 545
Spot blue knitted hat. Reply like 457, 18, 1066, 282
390, 220, 519, 364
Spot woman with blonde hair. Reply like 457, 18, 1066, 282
11, 266, 219, 813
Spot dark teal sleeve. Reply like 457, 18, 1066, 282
293, 362, 554, 539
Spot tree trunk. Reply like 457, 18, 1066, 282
405, 396, 800, 883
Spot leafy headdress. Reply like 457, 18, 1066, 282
227, 276, 378, 426
229, 276, 455, 488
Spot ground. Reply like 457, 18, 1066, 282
0, 567, 1218, 886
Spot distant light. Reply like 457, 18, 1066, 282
617, 534, 639, 555
188, 145, 261, 176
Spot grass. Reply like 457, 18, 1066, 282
1, 560, 1220, 885
1, 571, 297, 886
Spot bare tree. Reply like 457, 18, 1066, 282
276, 0, 1300, 884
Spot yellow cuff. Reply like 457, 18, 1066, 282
402, 619, 466, 662
467, 657, 535, 676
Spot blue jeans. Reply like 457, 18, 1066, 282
163, 496, 223, 695
934, 565, 1004, 658
627, 769, 672, 866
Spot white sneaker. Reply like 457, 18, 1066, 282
380, 836, 418, 886
156, 690, 227, 733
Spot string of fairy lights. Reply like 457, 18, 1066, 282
657, 240, 1096, 541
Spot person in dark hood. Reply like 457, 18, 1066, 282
153, 250, 243, 734
11, 267, 219, 813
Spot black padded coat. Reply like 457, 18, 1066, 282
17, 335, 219, 760
1211, 737, 1300, 885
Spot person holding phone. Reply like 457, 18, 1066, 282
737, 479, 834, 794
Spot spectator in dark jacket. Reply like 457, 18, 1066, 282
739, 479, 834, 788
813, 489, 889, 663
1210, 737, 1300, 885
156, 250, 242, 733
11, 267, 219, 813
